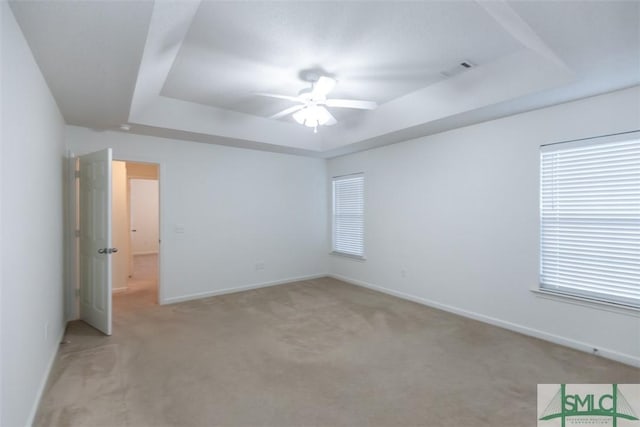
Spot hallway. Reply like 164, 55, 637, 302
113, 254, 158, 315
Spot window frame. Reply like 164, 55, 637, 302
331, 173, 366, 260
537, 130, 640, 311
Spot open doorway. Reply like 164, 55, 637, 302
111, 161, 159, 312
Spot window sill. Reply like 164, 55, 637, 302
330, 251, 366, 261
531, 288, 640, 318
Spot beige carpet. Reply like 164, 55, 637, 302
35, 275, 637, 427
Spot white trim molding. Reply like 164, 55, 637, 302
162, 274, 329, 305
531, 288, 640, 318
330, 251, 366, 261
26, 326, 66, 427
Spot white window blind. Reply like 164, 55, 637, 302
540, 132, 640, 308
333, 174, 364, 257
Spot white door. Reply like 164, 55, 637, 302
79, 149, 113, 335
130, 179, 159, 255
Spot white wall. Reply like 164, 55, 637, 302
112, 161, 130, 292
130, 179, 159, 255
66, 127, 329, 304
1, 3, 67, 426
328, 86, 640, 366
0, 3, 5, 423
0, 4, 4, 422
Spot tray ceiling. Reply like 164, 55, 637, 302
161, 1, 521, 121
9, 0, 640, 157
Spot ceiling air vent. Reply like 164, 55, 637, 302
440, 60, 476, 78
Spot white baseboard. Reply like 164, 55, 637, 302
329, 274, 640, 368
26, 324, 66, 426
162, 273, 329, 305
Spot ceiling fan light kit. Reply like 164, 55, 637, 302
292, 105, 333, 133
261, 75, 378, 132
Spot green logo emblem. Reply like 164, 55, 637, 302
539, 384, 638, 427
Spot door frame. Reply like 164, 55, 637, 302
121, 160, 162, 302
67, 153, 166, 321
65, 152, 79, 321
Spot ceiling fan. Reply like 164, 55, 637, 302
257, 75, 377, 133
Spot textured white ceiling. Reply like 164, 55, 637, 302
161, 1, 521, 121
510, 0, 640, 90
8, 0, 640, 157
9, 1, 153, 128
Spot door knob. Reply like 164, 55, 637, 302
98, 248, 118, 254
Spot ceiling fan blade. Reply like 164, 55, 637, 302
311, 76, 336, 98
325, 99, 377, 110
269, 104, 305, 120
323, 108, 337, 126
255, 93, 303, 103
324, 113, 338, 126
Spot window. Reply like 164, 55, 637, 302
540, 132, 640, 308
332, 173, 364, 258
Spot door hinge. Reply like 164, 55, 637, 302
75, 288, 80, 297
74, 170, 80, 178
74, 229, 80, 238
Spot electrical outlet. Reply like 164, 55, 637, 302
255, 262, 265, 271
401, 269, 407, 278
